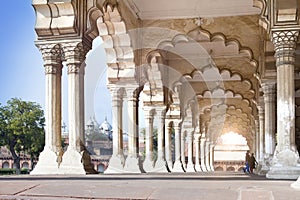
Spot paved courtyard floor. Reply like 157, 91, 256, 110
0, 172, 300, 200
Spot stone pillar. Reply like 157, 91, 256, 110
267, 30, 300, 179
172, 121, 185, 172
181, 131, 186, 170
143, 108, 155, 172
31, 44, 63, 175
105, 89, 124, 173
186, 130, 195, 172
200, 136, 207, 172
255, 119, 260, 160
154, 108, 169, 172
123, 87, 142, 173
205, 139, 211, 171
209, 142, 215, 171
258, 106, 265, 163
194, 133, 202, 172
164, 120, 173, 170
257, 105, 269, 175
60, 42, 95, 174
262, 82, 276, 159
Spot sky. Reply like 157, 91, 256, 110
0, 1, 113, 129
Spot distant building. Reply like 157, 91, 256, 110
0, 146, 34, 170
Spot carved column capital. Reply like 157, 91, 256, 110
37, 43, 62, 64
261, 82, 276, 103
44, 65, 62, 75
272, 30, 299, 66
36, 43, 63, 75
62, 41, 91, 74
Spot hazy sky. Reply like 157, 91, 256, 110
0, 1, 113, 128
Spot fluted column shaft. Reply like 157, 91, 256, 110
123, 87, 142, 173
205, 139, 211, 171
209, 142, 215, 171
111, 92, 123, 157
258, 106, 265, 162
262, 82, 276, 157
105, 88, 125, 173
126, 89, 139, 158
194, 134, 201, 172
144, 111, 154, 161
156, 109, 166, 160
200, 136, 207, 171
64, 42, 89, 152
164, 120, 172, 169
44, 59, 63, 154
187, 132, 193, 164
186, 130, 195, 172
181, 131, 186, 168
172, 121, 184, 172
255, 120, 260, 159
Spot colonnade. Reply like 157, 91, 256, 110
106, 99, 216, 173
31, 42, 96, 174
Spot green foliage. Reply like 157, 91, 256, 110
0, 168, 29, 175
140, 127, 158, 161
0, 98, 45, 173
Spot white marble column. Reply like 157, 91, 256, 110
194, 133, 202, 172
200, 136, 207, 172
209, 142, 215, 171
143, 109, 155, 172
267, 30, 300, 179
186, 130, 195, 172
181, 131, 187, 170
124, 87, 142, 173
172, 121, 185, 172
255, 120, 260, 160
105, 89, 125, 173
31, 45, 63, 175
262, 82, 276, 159
164, 120, 173, 170
257, 105, 269, 175
60, 42, 95, 174
154, 108, 169, 172
205, 139, 211, 171
258, 106, 265, 163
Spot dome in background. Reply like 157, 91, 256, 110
100, 117, 112, 140
100, 117, 112, 133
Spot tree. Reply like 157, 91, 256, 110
0, 98, 45, 174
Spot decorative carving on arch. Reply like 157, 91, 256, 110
187, 28, 258, 67
95, 4, 136, 84
253, 0, 269, 31
142, 50, 165, 105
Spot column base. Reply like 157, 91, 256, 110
256, 162, 270, 175
291, 176, 300, 190
166, 159, 173, 171
186, 162, 196, 172
195, 164, 202, 172
59, 148, 97, 174
266, 149, 300, 179
153, 158, 169, 173
123, 155, 143, 173
143, 157, 155, 173
201, 164, 207, 172
206, 164, 212, 171
266, 166, 300, 179
30, 147, 60, 175
104, 154, 125, 174
172, 160, 185, 172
